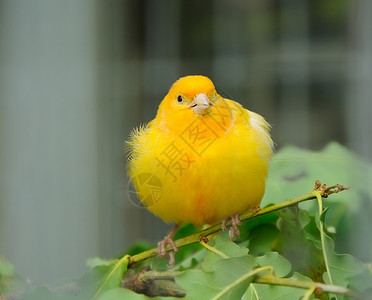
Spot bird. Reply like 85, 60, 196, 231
126, 75, 273, 267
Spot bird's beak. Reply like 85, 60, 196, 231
188, 93, 212, 115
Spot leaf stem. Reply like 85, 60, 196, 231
253, 275, 358, 298
199, 240, 229, 259
249, 283, 260, 300
211, 266, 273, 300
315, 191, 334, 287
302, 285, 316, 300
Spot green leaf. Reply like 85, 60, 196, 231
213, 257, 258, 286
213, 257, 259, 300
256, 252, 291, 278
201, 236, 249, 272
176, 256, 257, 300
173, 243, 204, 270
347, 264, 372, 294
175, 248, 205, 271
236, 212, 279, 243
213, 236, 250, 257
175, 269, 221, 300
77, 256, 129, 299
274, 207, 325, 281
314, 196, 366, 291
321, 232, 366, 288
243, 284, 306, 300
246, 223, 279, 256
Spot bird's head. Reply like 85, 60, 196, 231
156, 76, 218, 129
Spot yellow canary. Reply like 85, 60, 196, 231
127, 75, 273, 264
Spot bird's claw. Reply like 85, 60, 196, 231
157, 237, 178, 268
221, 214, 241, 241
221, 218, 228, 232
157, 225, 179, 268
229, 214, 241, 240
251, 206, 261, 213
157, 237, 178, 257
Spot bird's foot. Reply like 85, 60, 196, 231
157, 237, 178, 268
229, 214, 241, 240
251, 206, 261, 213
157, 224, 180, 268
221, 214, 241, 241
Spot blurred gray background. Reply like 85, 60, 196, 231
0, 0, 371, 283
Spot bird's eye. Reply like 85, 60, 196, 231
177, 95, 183, 103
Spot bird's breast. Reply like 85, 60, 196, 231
135, 119, 269, 227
